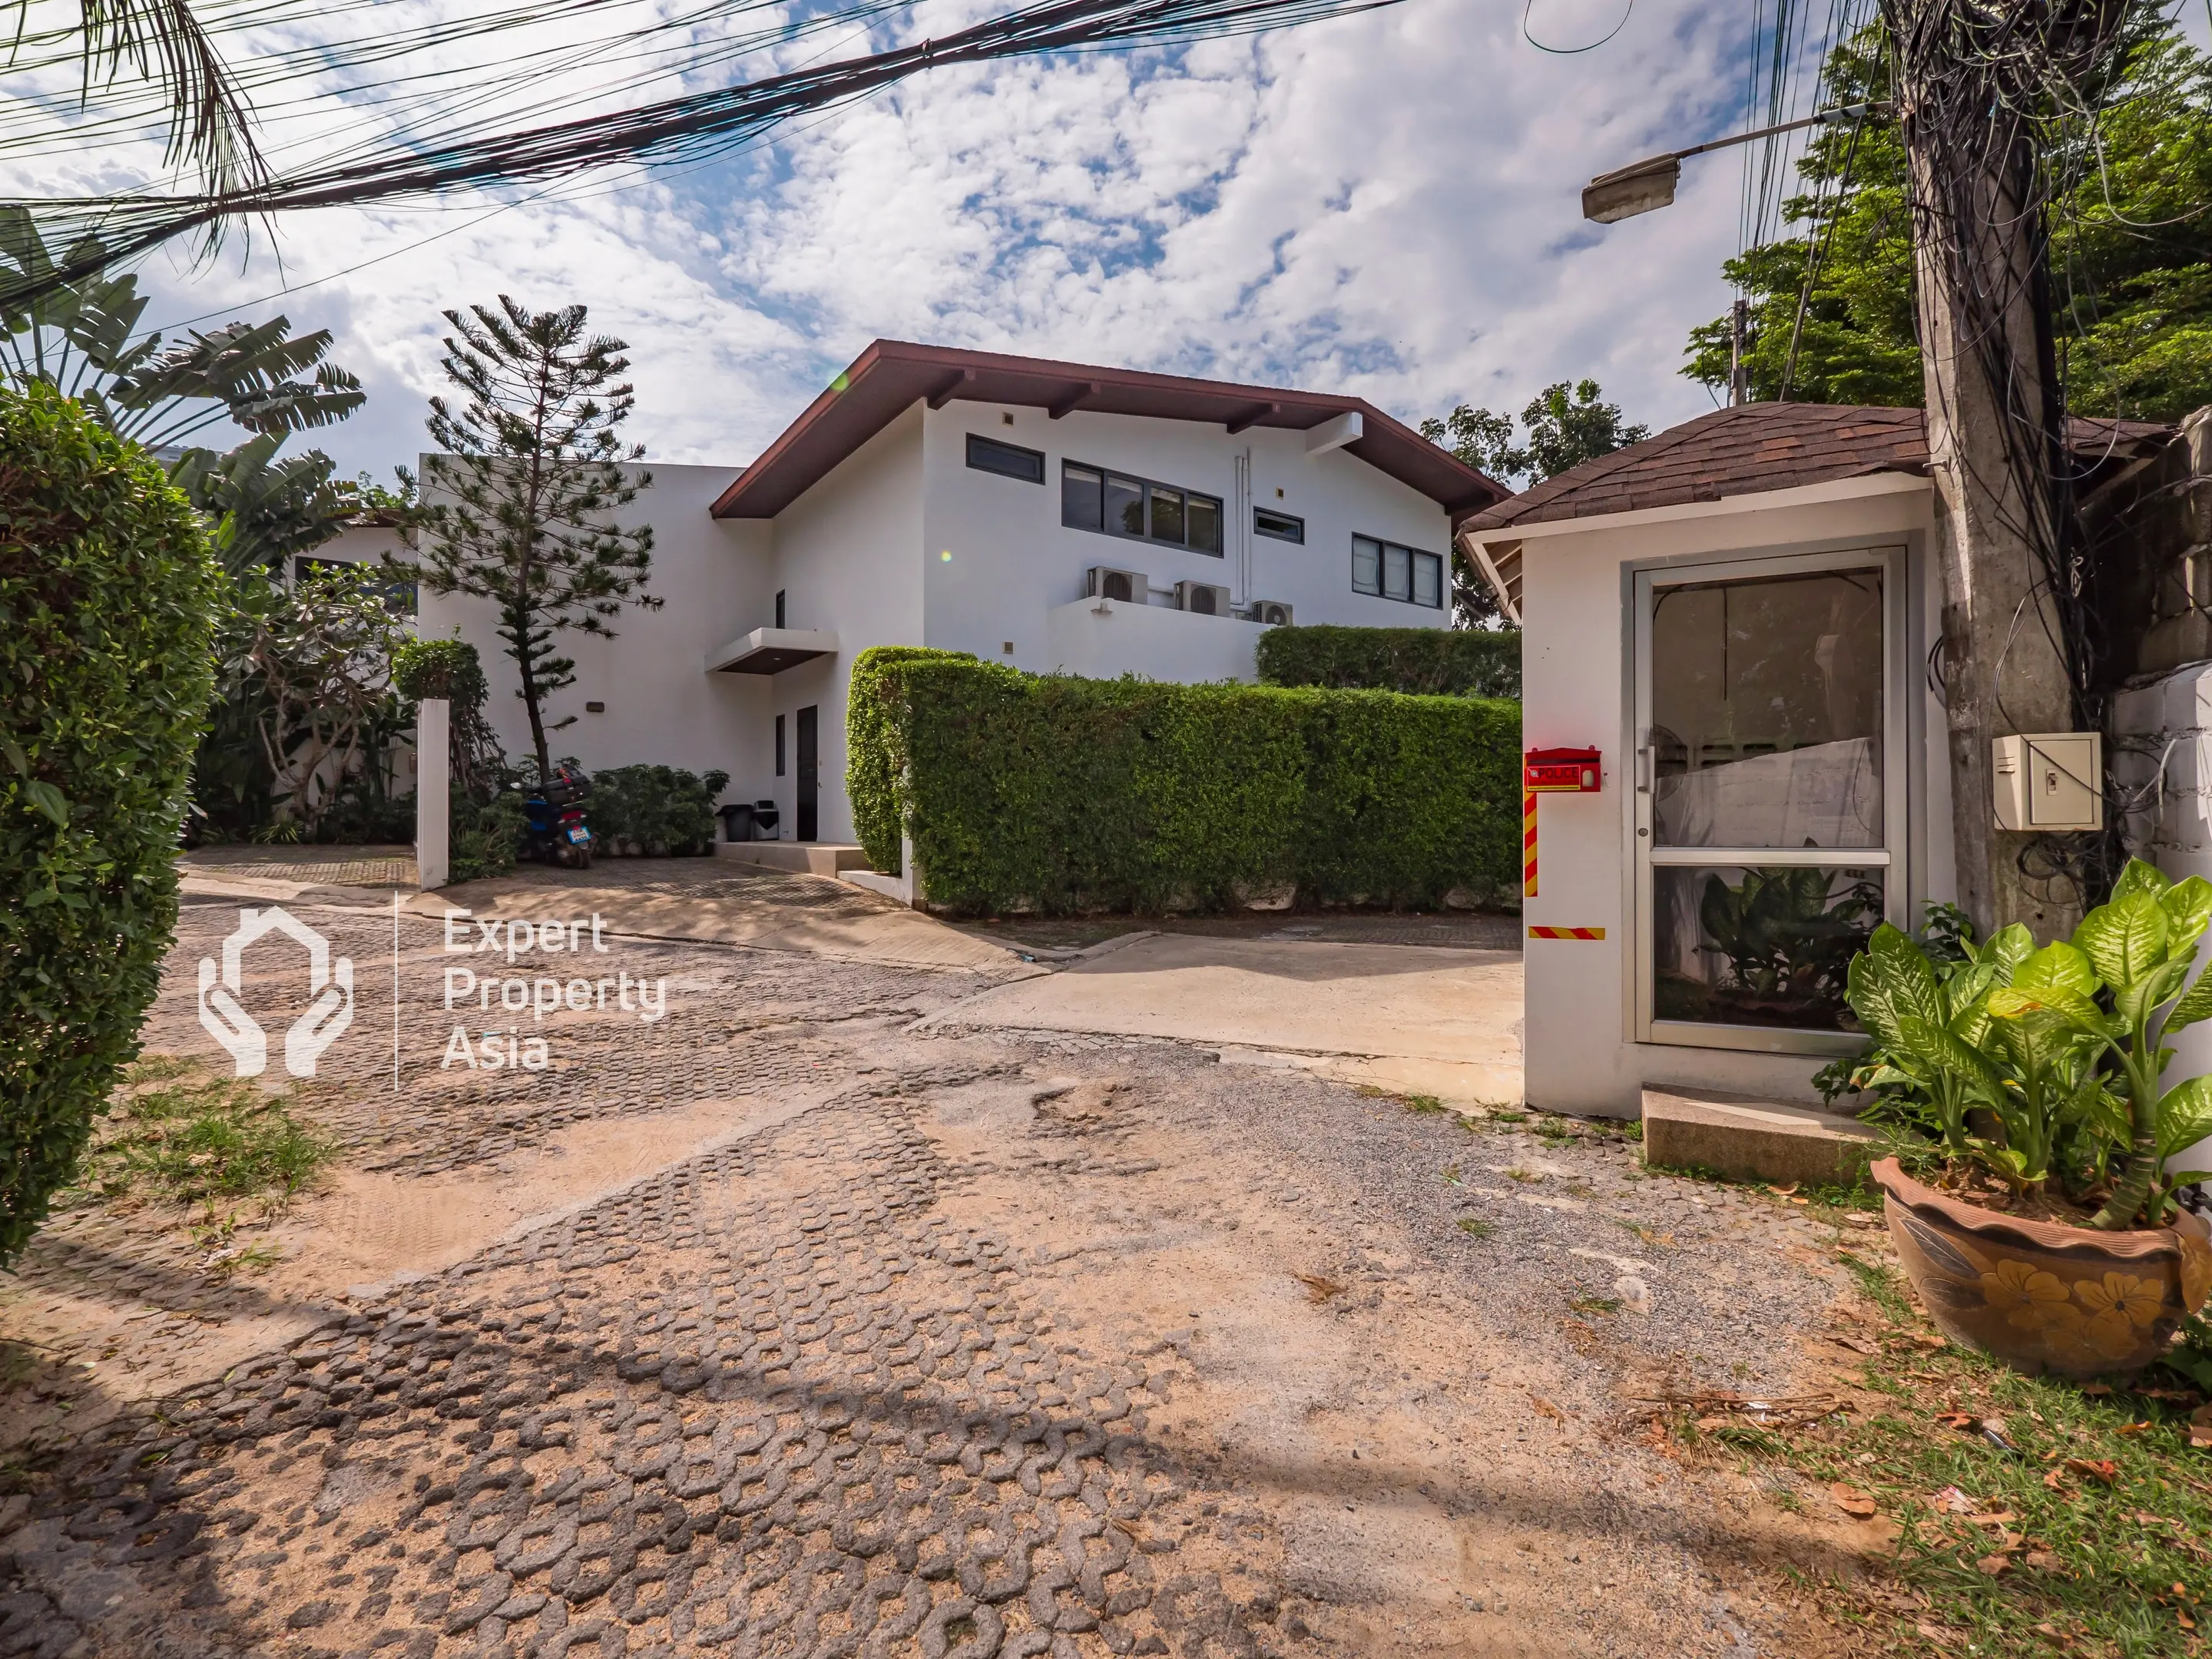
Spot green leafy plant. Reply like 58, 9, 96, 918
1844, 860, 2212, 1227
591, 764, 730, 856
0, 382, 220, 1267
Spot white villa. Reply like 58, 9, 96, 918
339, 340, 1505, 849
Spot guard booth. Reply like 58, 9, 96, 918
1461, 404, 1954, 1118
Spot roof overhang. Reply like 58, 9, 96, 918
704, 627, 838, 674
1459, 469, 1933, 549
708, 339, 1507, 522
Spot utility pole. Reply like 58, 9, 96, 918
1886, 0, 2118, 940
1729, 298, 1751, 406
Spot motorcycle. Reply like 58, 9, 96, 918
523, 766, 594, 869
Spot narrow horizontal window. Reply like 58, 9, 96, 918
1187, 495, 1222, 555
1061, 464, 1104, 531
1413, 550, 1443, 608
1253, 508, 1304, 544
1352, 536, 1382, 596
966, 433, 1045, 484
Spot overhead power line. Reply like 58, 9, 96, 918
2, 0, 1399, 306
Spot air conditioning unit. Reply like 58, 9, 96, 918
1086, 565, 1146, 604
1176, 581, 1233, 617
1246, 598, 1294, 626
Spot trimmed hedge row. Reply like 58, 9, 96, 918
846, 647, 1520, 913
1257, 624, 1520, 699
2, 384, 220, 1266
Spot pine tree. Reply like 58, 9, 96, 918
406, 297, 657, 782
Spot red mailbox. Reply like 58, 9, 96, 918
1524, 747, 1601, 793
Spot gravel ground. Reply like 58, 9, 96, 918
0, 892, 1863, 1659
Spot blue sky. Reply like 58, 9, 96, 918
12, 0, 1821, 479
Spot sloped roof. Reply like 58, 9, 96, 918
1461, 402, 2173, 532
708, 339, 1509, 522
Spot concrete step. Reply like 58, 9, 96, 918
714, 841, 873, 879
1641, 1085, 1878, 1188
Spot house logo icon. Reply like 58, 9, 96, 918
197, 906, 355, 1078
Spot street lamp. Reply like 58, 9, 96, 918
1580, 103, 1886, 224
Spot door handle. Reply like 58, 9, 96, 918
1635, 738, 1653, 793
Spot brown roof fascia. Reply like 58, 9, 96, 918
707, 339, 1507, 521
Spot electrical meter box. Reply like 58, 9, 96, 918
1525, 747, 1601, 793
1992, 733, 2103, 832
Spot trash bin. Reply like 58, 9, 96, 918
717, 802, 754, 843
750, 800, 780, 840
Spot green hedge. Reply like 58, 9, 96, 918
847, 648, 1521, 913
591, 764, 730, 856
1257, 624, 1521, 699
1, 384, 220, 1266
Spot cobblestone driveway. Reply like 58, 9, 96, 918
1, 889, 1865, 1658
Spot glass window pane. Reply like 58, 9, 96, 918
1654, 864, 1883, 1031
965, 433, 1045, 483
1651, 568, 1884, 848
1413, 551, 1442, 608
1062, 465, 1103, 530
1352, 537, 1381, 594
1108, 475, 1144, 537
1150, 488, 1185, 544
1383, 543, 1411, 601
1187, 495, 1222, 554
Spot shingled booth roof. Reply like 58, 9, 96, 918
1455, 402, 2174, 627
1460, 402, 2173, 533
709, 339, 1509, 522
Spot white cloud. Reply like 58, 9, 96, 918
4, 0, 1794, 477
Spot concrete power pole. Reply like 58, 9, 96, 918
1888, 0, 2118, 941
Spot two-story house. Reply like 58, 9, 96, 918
404, 339, 1506, 847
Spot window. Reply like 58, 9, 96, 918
1351, 535, 1444, 609
774, 589, 786, 628
1063, 459, 1223, 556
965, 433, 1045, 484
774, 714, 785, 777
1253, 508, 1304, 544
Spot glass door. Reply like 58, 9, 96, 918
1632, 548, 1906, 1051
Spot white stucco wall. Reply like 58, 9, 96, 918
758, 405, 928, 844
917, 401, 1453, 676
1043, 597, 1275, 683
1508, 475, 1943, 1117
410, 461, 773, 806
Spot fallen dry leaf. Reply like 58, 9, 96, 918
2191, 1404, 2212, 1450
2082, 1382, 2114, 1396
1936, 1411, 1977, 1431
1965, 1510, 2018, 1529
1529, 1395, 1567, 1423
1932, 1486, 1979, 1515
1293, 1273, 1345, 1303
1694, 1415, 1729, 1433
1975, 1554, 2012, 1577
1830, 1483, 1879, 1518
2043, 1468, 2068, 1492
2064, 1458, 2118, 1485
2027, 1551, 2064, 1572
1829, 1333, 1879, 1356
2117, 1421, 2154, 1436
1906, 1332, 1948, 1351
1843, 1212, 1881, 1229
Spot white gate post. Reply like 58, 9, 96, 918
416, 697, 450, 891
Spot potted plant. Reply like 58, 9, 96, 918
1842, 860, 2212, 1378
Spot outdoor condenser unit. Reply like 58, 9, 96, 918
1176, 581, 1233, 617
1086, 565, 1146, 604
1993, 733, 2104, 832
1246, 598, 1294, 626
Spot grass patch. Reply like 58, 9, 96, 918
1402, 1094, 1449, 1116
1455, 1217, 1495, 1239
1644, 1157, 1879, 1212
1700, 1252, 2212, 1656
1568, 1293, 1622, 1315
1504, 1167, 1542, 1184
73, 1062, 333, 1213
1488, 1108, 1528, 1124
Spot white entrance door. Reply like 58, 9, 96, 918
1632, 547, 1907, 1054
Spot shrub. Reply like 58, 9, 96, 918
1257, 624, 1521, 699
0, 383, 220, 1267
848, 647, 977, 874
849, 654, 1520, 914
591, 764, 731, 856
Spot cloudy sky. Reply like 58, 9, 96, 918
8, 0, 1812, 478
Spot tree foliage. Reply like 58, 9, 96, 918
1684, 18, 2212, 421
0, 382, 219, 1266
1421, 379, 1647, 628
404, 296, 658, 783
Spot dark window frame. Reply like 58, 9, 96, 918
966, 432, 1046, 484
774, 714, 786, 777
1351, 535, 1445, 610
1060, 459, 1223, 557
1253, 507, 1305, 545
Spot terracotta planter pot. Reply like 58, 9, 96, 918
1870, 1157, 2212, 1380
